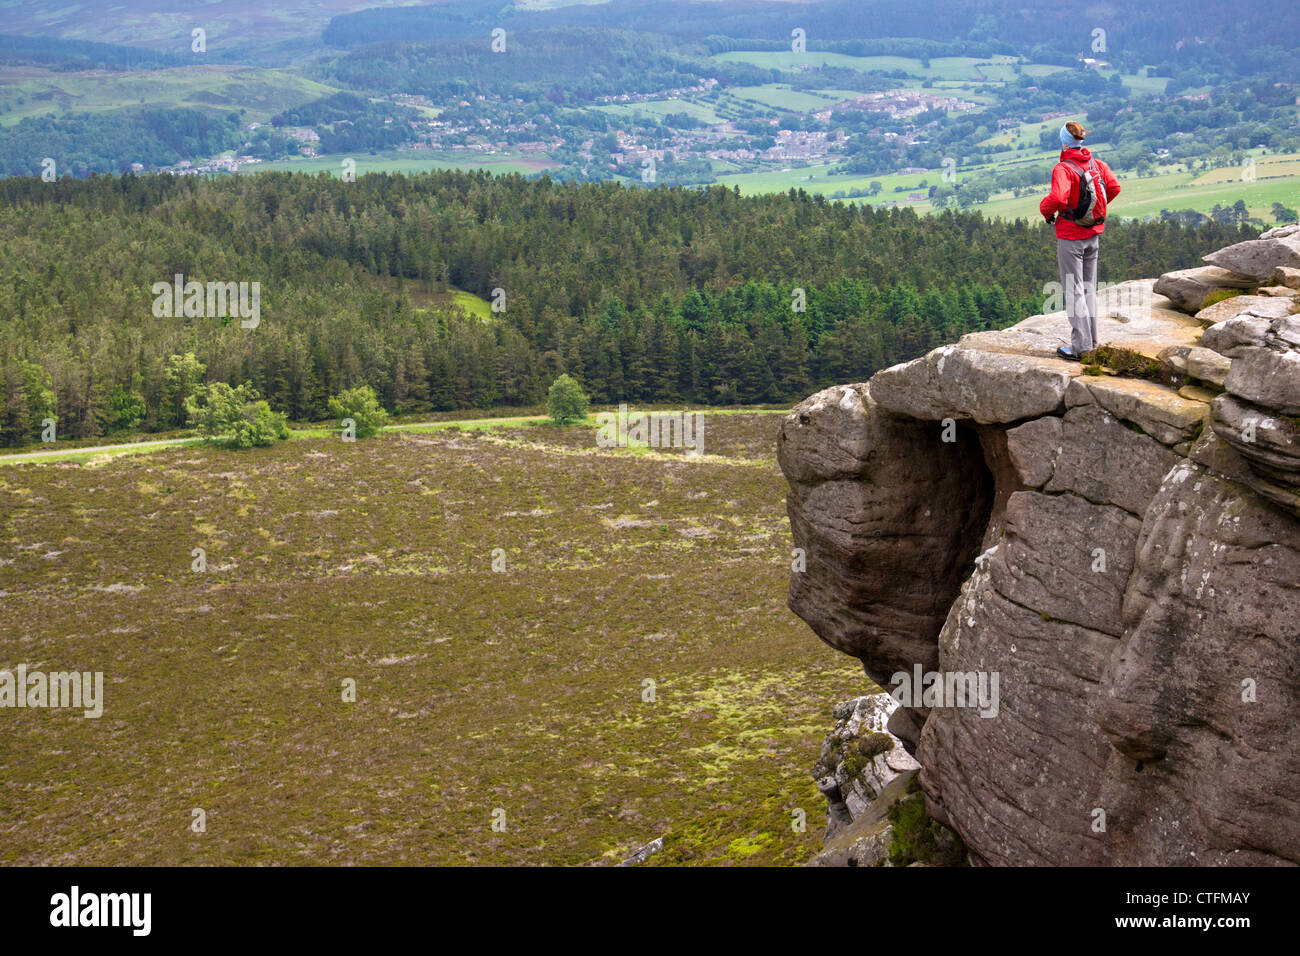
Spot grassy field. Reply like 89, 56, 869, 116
978, 112, 1088, 149
249, 149, 560, 177
1102, 68, 1173, 96
448, 288, 494, 320
594, 98, 728, 125
716, 147, 1300, 225
373, 275, 494, 319
0, 65, 338, 126
0, 411, 867, 866
973, 151, 1300, 223
724, 84, 856, 112
716, 160, 963, 198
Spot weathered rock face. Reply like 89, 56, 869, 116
783, 241, 1299, 866
807, 695, 966, 868
812, 694, 921, 839
1094, 462, 1300, 864
777, 384, 993, 717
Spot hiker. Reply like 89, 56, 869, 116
1040, 121, 1121, 361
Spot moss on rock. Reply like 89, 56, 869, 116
886, 776, 969, 866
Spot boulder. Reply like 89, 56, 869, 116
1203, 234, 1300, 283
1185, 347, 1232, 386
1273, 314, 1300, 348
1189, 424, 1300, 518
1193, 293, 1294, 326
1271, 266, 1300, 290
1260, 223, 1300, 240
617, 838, 664, 866
1200, 314, 1272, 358
986, 491, 1141, 636
1065, 375, 1208, 445
1209, 393, 1300, 484
1223, 347, 1300, 416
776, 383, 874, 484
917, 565, 1117, 866
1158, 344, 1231, 386
1178, 384, 1219, 404
806, 771, 911, 867
1005, 415, 1062, 488
1152, 266, 1255, 313
869, 346, 1079, 424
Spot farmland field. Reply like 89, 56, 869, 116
717, 148, 1300, 225
977, 112, 1088, 149
0, 65, 338, 126
0, 411, 866, 866
971, 151, 1300, 222
724, 84, 855, 112
718, 161, 959, 199
594, 98, 728, 125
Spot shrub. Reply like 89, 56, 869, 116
18, 360, 55, 441
840, 754, 869, 779
887, 775, 969, 866
328, 384, 390, 439
1081, 345, 1181, 386
185, 382, 290, 449
105, 383, 146, 432
546, 374, 589, 425
858, 732, 895, 759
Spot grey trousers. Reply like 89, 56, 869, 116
1057, 235, 1100, 354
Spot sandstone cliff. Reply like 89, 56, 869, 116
780, 225, 1300, 866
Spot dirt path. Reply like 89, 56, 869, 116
0, 416, 551, 463
0, 437, 196, 461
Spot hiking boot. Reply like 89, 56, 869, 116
1056, 346, 1081, 362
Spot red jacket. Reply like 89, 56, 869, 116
1039, 146, 1120, 240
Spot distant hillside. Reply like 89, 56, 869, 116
324, 0, 1299, 79
0, 33, 185, 70
0, 0, 429, 51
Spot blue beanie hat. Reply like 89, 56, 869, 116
1060, 123, 1082, 147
